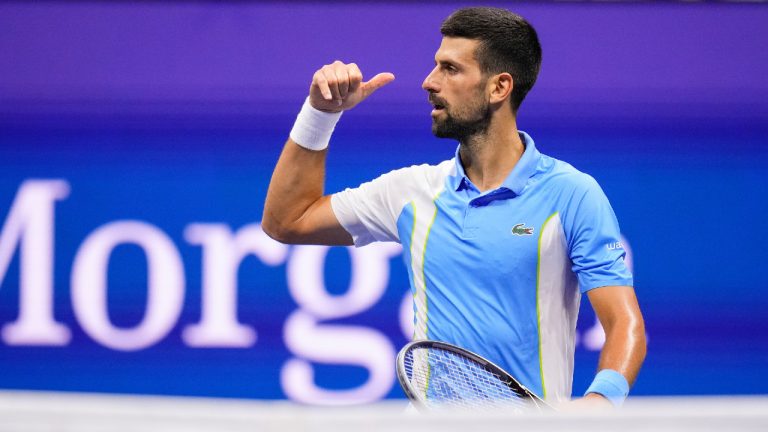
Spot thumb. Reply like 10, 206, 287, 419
362, 72, 395, 97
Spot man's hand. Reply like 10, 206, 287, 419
309, 61, 395, 112
559, 393, 614, 412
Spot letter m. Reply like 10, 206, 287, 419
0, 180, 71, 345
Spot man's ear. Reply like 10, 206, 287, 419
489, 72, 514, 105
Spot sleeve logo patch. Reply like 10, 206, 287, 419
511, 223, 534, 236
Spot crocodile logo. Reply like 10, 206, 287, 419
511, 223, 534, 236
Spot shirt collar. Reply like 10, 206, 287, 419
449, 130, 541, 195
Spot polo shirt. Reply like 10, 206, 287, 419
331, 131, 633, 402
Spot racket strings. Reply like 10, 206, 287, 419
404, 346, 531, 411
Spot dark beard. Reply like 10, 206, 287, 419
431, 100, 492, 142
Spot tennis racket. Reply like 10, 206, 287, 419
396, 340, 551, 413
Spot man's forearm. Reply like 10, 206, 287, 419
582, 285, 646, 407
597, 317, 647, 386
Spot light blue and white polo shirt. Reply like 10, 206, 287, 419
331, 131, 632, 402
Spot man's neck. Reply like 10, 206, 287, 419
458, 120, 524, 192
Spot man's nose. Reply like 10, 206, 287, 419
422, 67, 439, 92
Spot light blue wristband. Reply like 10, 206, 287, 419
584, 369, 629, 407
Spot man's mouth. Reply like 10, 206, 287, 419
430, 98, 446, 114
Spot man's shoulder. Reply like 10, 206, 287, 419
537, 153, 601, 194
534, 154, 616, 224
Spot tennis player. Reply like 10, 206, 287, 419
263, 7, 646, 408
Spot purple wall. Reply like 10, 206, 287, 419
2, 2, 767, 124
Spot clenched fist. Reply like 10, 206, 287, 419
309, 61, 395, 113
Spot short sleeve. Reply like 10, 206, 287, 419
330, 167, 418, 247
562, 175, 633, 292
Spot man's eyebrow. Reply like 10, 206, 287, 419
435, 59, 460, 67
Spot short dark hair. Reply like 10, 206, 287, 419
441, 7, 542, 112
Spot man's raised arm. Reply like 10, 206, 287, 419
261, 61, 394, 245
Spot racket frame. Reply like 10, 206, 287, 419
396, 339, 551, 412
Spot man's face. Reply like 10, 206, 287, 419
422, 37, 491, 140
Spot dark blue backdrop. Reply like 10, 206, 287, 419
1, 2, 767, 402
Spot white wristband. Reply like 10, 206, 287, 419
289, 98, 342, 151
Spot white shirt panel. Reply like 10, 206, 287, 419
330, 160, 453, 247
